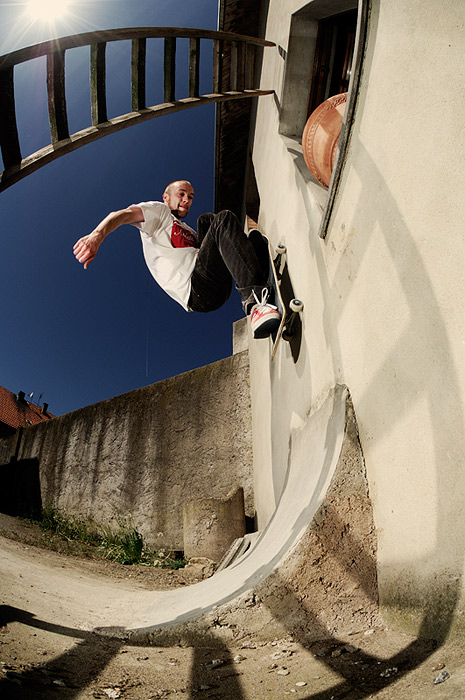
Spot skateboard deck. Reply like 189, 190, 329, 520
249, 230, 303, 360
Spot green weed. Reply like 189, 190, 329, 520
38, 505, 99, 544
27, 508, 186, 568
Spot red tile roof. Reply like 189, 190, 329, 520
0, 386, 55, 430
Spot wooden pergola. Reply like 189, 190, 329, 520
0, 27, 274, 192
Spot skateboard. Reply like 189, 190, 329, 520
249, 230, 304, 360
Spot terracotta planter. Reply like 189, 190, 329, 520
302, 92, 348, 187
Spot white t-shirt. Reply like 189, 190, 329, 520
131, 201, 199, 311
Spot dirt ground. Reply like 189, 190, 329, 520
1, 515, 465, 700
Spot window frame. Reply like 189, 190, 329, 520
278, 0, 370, 239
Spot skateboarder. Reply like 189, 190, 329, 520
73, 180, 281, 338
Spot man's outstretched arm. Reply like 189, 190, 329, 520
73, 206, 144, 269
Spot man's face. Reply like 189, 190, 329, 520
163, 181, 194, 219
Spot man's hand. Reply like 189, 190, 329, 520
73, 229, 105, 269
73, 207, 144, 269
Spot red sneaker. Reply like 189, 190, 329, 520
250, 290, 281, 339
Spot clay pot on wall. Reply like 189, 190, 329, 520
302, 92, 348, 188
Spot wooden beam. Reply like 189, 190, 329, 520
164, 37, 176, 102
90, 42, 107, 124
0, 28, 275, 70
47, 50, 69, 143
0, 90, 274, 192
230, 42, 238, 91
0, 27, 277, 192
0, 67, 21, 169
245, 44, 255, 89
189, 37, 200, 98
237, 41, 246, 91
213, 39, 223, 93
131, 38, 146, 110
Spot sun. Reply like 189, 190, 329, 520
26, 0, 70, 21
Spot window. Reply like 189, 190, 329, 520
278, 0, 369, 237
308, 9, 357, 116
279, 0, 358, 140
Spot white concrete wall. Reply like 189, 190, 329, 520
250, 0, 465, 640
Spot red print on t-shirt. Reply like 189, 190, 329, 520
171, 220, 198, 248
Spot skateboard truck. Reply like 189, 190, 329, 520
282, 298, 304, 341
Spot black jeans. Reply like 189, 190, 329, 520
188, 210, 268, 313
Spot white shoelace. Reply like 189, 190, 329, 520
252, 288, 277, 308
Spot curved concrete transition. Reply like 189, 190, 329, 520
0, 383, 379, 647
91, 383, 379, 646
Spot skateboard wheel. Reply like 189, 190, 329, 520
290, 298, 304, 313
276, 244, 286, 255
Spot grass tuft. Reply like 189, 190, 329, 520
27, 507, 186, 568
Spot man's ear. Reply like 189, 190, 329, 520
162, 192, 168, 203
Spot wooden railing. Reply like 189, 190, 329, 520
0, 27, 275, 192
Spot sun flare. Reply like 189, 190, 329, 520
26, 0, 70, 21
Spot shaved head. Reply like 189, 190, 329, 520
164, 180, 194, 195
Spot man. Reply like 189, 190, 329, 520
73, 180, 281, 338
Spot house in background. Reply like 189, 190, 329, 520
0, 386, 54, 439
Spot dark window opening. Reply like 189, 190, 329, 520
308, 9, 357, 117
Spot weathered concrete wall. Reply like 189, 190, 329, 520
0, 351, 253, 550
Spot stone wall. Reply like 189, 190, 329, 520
0, 351, 253, 550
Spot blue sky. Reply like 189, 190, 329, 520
0, 0, 245, 416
